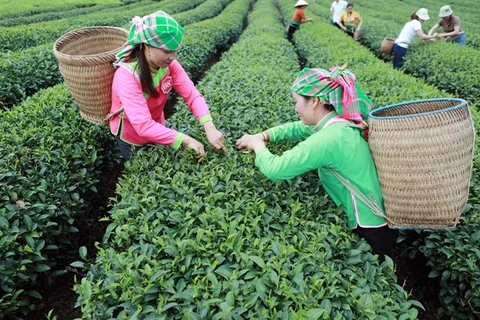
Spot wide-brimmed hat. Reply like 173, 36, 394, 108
294, 0, 309, 7
439, 5, 453, 17
416, 8, 430, 21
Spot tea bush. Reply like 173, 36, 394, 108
0, 4, 120, 27
178, 0, 254, 80
278, 1, 480, 317
0, 0, 202, 52
0, 0, 239, 110
0, 1, 117, 20
0, 85, 117, 318
174, 0, 235, 27
0, 45, 62, 109
0, 0, 253, 317
76, 0, 421, 318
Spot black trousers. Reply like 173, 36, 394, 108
332, 21, 343, 30
115, 135, 153, 160
354, 225, 398, 262
287, 24, 299, 41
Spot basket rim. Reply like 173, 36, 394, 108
368, 98, 468, 120
53, 26, 128, 61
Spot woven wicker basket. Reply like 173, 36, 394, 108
368, 98, 475, 229
53, 27, 128, 124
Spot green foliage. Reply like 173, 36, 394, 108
0, 4, 121, 27
403, 41, 480, 103
174, 0, 235, 27
0, 0, 202, 52
421, 214, 480, 318
0, 45, 63, 109
0, 0, 212, 110
0, 0, 121, 21
0, 85, 118, 317
76, 0, 419, 318
286, 1, 480, 317
179, 0, 254, 80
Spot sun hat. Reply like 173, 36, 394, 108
416, 8, 430, 21
116, 11, 184, 60
439, 5, 453, 17
294, 0, 309, 7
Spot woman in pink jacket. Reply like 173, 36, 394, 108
108, 11, 226, 160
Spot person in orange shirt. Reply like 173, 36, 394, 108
338, 3, 363, 40
287, 0, 313, 41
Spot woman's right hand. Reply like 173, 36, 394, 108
182, 135, 205, 156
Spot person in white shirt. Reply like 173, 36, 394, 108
393, 8, 437, 69
330, 0, 348, 29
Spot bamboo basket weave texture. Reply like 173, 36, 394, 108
53, 27, 128, 124
368, 98, 474, 229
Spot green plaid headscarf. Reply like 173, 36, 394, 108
116, 11, 184, 60
291, 65, 371, 121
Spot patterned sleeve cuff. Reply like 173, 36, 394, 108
171, 132, 184, 149
199, 114, 213, 125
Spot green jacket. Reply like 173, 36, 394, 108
255, 112, 386, 229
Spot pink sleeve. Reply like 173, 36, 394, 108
169, 60, 211, 121
114, 68, 180, 146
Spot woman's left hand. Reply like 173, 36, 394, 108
236, 134, 266, 152
204, 122, 227, 153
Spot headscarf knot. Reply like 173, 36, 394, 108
131, 16, 145, 33
328, 64, 357, 114
291, 64, 372, 121
116, 11, 185, 61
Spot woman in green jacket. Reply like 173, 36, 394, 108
236, 66, 397, 262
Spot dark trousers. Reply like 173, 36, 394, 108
287, 24, 299, 41
354, 225, 398, 262
392, 43, 407, 69
332, 21, 342, 30
343, 26, 355, 38
115, 135, 152, 160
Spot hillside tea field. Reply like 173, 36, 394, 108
1, 0, 479, 319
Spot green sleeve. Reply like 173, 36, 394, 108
267, 121, 314, 142
255, 131, 334, 182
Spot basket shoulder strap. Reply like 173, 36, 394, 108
114, 61, 139, 78
322, 116, 366, 130
328, 168, 387, 219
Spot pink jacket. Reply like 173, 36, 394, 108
109, 60, 211, 148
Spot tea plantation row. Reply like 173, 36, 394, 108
0, 0, 252, 317
0, 0, 234, 109
1, 0, 479, 318
278, 0, 480, 317
307, 0, 480, 104
75, 0, 421, 318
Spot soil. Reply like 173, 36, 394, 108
391, 247, 448, 320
